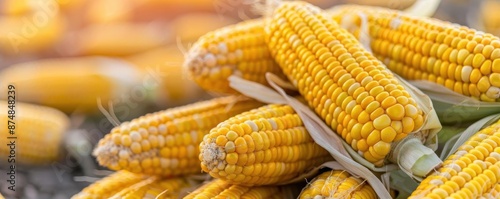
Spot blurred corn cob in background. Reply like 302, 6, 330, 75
200, 104, 332, 185
341, 0, 416, 10
72, 171, 147, 199
410, 117, 500, 198
169, 12, 238, 42
480, 0, 500, 37
1, 0, 84, 15
72, 170, 192, 199
329, 5, 500, 102
0, 4, 65, 55
107, 176, 191, 199
84, 0, 133, 24
93, 96, 263, 176
299, 170, 377, 199
184, 179, 292, 199
0, 101, 70, 165
0, 57, 142, 113
125, 45, 207, 107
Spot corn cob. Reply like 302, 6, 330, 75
72, 171, 148, 199
410, 118, 500, 198
85, 0, 133, 24
0, 12, 64, 54
0, 57, 141, 113
481, 0, 500, 37
93, 96, 263, 176
329, 5, 500, 102
183, 179, 285, 199
299, 170, 377, 199
185, 18, 285, 94
75, 23, 168, 56
0, 101, 70, 165
125, 45, 205, 106
265, 1, 427, 167
200, 104, 332, 185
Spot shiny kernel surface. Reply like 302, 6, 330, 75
265, 2, 425, 165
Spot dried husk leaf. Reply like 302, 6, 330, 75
410, 81, 500, 125
441, 113, 500, 159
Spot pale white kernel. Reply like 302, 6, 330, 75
245, 121, 259, 132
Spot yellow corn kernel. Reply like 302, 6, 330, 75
265, 2, 425, 166
409, 118, 500, 198
200, 104, 332, 185
183, 179, 285, 199
0, 57, 141, 113
329, 5, 500, 101
185, 19, 285, 94
93, 96, 263, 176
0, 101, 69, 165
299, 170, 377, 199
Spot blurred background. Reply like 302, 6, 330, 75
0, 0, 496, 198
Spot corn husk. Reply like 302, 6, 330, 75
409, 81, 500, 124
230, 72, 442, 198
0, 57, 143, 113
435, 126, 467, 159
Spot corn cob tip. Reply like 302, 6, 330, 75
184, 18, 284, 94
200, 142, 225, 169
